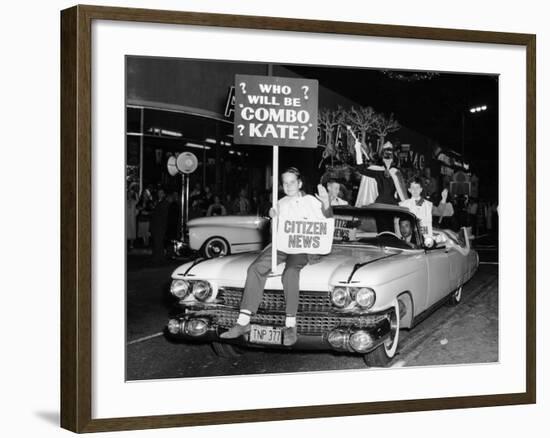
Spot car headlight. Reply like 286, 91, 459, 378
349, 330, 373, 353
184, 318, 209, 336
352, 287, 376, 309
167, 319, 182, 335
192, 280, 213, 301
327, 329, 348, 349
170, 279, 190, 298
331, 287, 351, 308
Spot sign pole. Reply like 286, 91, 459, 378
231, 72, 318, 271
173, 152, 198, 244
267, 64, 279, 274
185, 174, 190, 229
271, 145, 278, 273
179, 173, 191, 242
180, 173, 189, 242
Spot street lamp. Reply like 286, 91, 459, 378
468, 105, 488, 113
462, 105, 488, 156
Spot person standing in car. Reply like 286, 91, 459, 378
399, 177, 433, 237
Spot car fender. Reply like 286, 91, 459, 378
353, 252, 428, 315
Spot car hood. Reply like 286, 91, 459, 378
173, 245, 402, 290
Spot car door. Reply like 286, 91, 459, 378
425, 246, 452, 306
412, 217, 451, 306
446, 228, 472, 290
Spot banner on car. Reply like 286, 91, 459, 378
276, 216, 334, 254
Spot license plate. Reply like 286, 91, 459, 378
248, 324, 282, 345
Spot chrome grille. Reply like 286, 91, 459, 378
193, 308, 387, 335
219, 287, 332, 312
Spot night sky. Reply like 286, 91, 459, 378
286, 64, 499, 178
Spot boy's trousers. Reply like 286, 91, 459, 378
240, 245, 308, 316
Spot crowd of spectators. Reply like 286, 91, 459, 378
126, 184, 180, 261
127, 182, 276, 261
126, 159, 498, 262
186, 184, 272, 218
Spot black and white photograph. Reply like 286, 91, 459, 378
125, 56, 499, 380
2, 0, 544, 435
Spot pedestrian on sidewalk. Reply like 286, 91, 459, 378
151, 188, 170, 263
126, 183, 139, 249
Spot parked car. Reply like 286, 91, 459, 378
166, 204, 479, 366
186, 215, 269, 258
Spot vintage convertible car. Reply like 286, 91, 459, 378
186, 215, 269, 258
166, 204, 479, 366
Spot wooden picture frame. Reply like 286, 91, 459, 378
60, 4, 536, 433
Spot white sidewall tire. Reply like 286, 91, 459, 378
449, 285, 463, 306
203, 237, 229, 258
384, 298, 400, 358
454, 286, 463, 302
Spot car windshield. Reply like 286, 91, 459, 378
332, 206, 421, 250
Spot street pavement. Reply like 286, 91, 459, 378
126, 240, 498, 380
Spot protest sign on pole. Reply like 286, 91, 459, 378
233, 74, 319, 147
233, 74, 319, 272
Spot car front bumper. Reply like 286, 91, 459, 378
165, 307, 394, 354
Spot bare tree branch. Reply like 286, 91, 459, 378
373, 112, 401, 137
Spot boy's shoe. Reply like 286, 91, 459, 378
220, 324, 250, 339
283, 326, 297, 346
